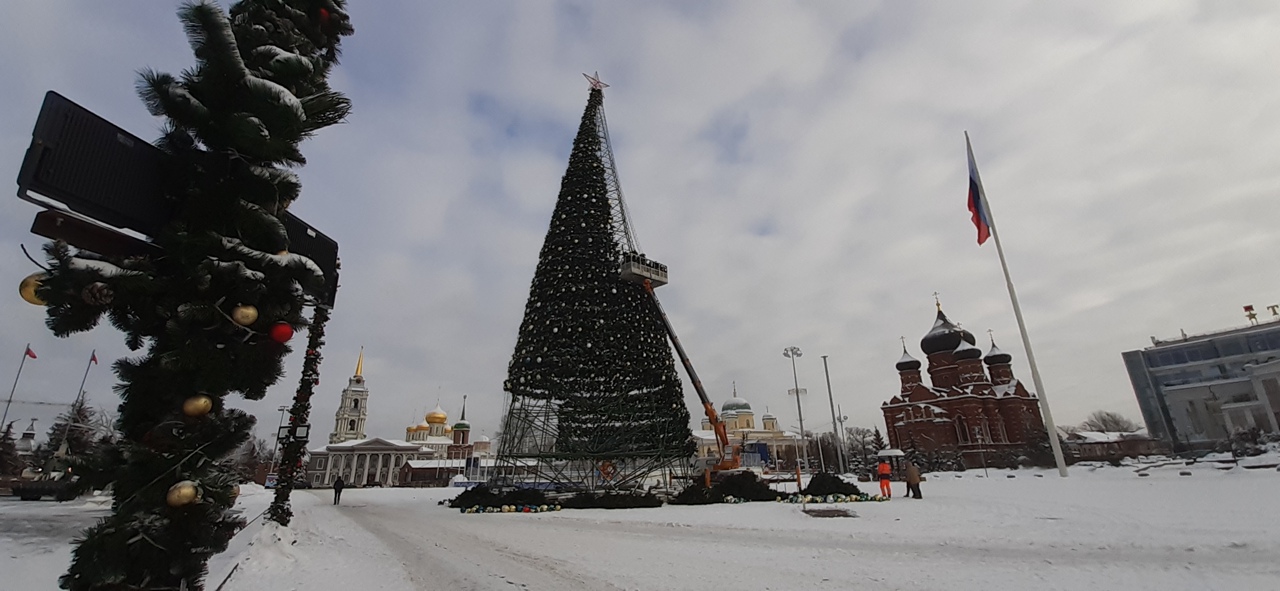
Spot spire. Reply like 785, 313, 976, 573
732, 381, 737, 398
933, 291, 941, 311
354, 346, 364, 377
460, 394, 467, 421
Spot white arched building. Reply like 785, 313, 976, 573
306, 353, 486, 487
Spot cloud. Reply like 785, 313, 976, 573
2, 1, 1279, 447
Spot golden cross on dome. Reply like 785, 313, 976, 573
899, 336, 907, 349
584, 71, 609, 90
933, 291, 941, 310
987, 328, 995, 344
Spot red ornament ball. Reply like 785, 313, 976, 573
269, 322, 294, 343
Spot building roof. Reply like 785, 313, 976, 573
312, 437, 427, 453
1067, 430, 1151, 444
722, 397, 752, 412
426, 403, 447, 424
404, 458, 498, 469
984, 342, 1012, 365
953, 339, 982, 360
896, 349, 921, 371
691, 429, 799, 443
921, 307, 976, 355
1143, 318, 1280, 350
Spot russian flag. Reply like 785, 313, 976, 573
966, 132, 991, 245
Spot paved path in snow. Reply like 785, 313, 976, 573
313, 469, 1280, 591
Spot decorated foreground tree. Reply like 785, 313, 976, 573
28, 2, 352, 589
498, 82, 693, 489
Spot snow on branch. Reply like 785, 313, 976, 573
69, 258, 147, 278
204, 258, 266, 281
220, 236, 324, 282
243, 75, 306, 122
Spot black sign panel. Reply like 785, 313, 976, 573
17, 91, 339, 305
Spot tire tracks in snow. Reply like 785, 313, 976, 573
339, 500, 626, 591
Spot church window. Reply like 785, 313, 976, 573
348, 419, 356, 431
352, 398, 360, 410
956, 416, 970, 443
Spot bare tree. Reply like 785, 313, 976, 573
1079, 410, 1140, 433
89, 405, 118, 445
233, 437, 273, 482
844, 427, 877, 473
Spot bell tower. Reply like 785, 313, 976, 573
329, 348, 370, 444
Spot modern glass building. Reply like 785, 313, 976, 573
1123, 319, 1280, 449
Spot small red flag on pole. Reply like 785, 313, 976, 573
24, 346, 36, 360
90, 352, 98, 365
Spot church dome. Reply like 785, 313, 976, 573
920, 308, 975, 355
954, 339, 982, 360
425, 404, 448, 424
410, 419, 431, 432
984, 342, 1012, 365
896, 349, 921, 371
722, 397, 751, 413
452, 419, 471, 431
476, 435, 491, 443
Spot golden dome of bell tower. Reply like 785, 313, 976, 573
425, 403, 448, 424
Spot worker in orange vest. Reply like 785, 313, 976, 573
877, 459, 892, 498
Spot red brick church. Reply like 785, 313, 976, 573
882, 305, 1046, 467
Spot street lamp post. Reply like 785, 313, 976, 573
821, 355, 844, 474
783, 346, 809, 474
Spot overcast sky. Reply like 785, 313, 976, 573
3, 1, 1279, 446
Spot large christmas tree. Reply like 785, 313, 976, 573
499, 83, 693, 488
28, 2, 352, 589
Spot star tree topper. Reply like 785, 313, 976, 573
584, 71, 609, 90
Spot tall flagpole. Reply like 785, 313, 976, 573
967, 132, 1069, 477
55, 350, 99, 458
2, 344, 33, 429
73, 350, 96, 406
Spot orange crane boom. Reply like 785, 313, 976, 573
641, 279, 739, 473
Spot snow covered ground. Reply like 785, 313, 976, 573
4, 461, 1279, 590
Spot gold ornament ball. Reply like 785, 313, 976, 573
19, 273, 47, 306
276, 249, 289, 257
166, 480, 200, 507
231, 305, 259, 326
183, 395, 214, 417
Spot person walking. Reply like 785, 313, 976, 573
877, 459, 892, 498
333, 476, 345, 505
905, 461, 923, 499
